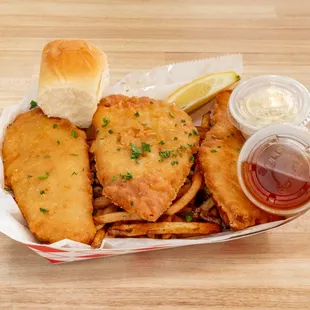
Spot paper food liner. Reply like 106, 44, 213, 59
0, 54, 305, 263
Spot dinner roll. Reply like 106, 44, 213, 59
38, 40, 109, 128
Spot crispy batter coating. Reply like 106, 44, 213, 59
198, 92, 281, 230
91, 95, 199, 221
2, 108, 96, 244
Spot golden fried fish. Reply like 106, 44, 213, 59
2, 108, 96, 244
91, 95, 200, 221
198, 91, 282, 230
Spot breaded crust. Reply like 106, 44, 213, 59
91, 95, 200, 221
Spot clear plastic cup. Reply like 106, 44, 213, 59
228, 75, 310, 138
237, 124, 310, 216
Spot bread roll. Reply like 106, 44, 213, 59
38, 40, 109, 128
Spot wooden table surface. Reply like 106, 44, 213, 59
1, 0, 310, 309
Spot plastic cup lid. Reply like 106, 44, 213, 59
228, 75, 310, 136
238, 124, 310, 216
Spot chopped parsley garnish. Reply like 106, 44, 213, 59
237, 148, 241, 152
158, 158, 164, 162
188, 144, 193, 148
173, 137, 178, 141
172, 154, 177, 158
159, 150, 171, 159
44, 155, 50, 158
120, 172, 133, 182
4, 187, 11, 192
218, 146, 222, 148
70, 153, 78, 156
57, 140, 60, 145
72, 171, 78, 175
169, 112, 175, 118
212, 135, 217, 139
40, 190, 45, 195
102, 118, 110, 127
190, 155, 195, 163
38, 171, 49, 180
53, 124, 58, 129
126, 89, 129, 92
192, 129, 199, 136
40, 208, 49, 213
112, 176, 117, 182
130, 200, 134, 206
159, 140, 165, 145
181, 119, 186, 123
96, 130, 99, 134
130, 143, 143, 159
181, 212, 193, 222
141, 142, 151, 152
30, 100, 37, 109
171, 160, 179, 166
71, 130, 78, 138
108, 129, 113, 134
117, 138, 121, 143
134, 111, 140, 117
117, 148, 120, 151
27, 175, 32, 178
188, 133, 192, 137
180, 145, 187, 150
211, 150, 217, 153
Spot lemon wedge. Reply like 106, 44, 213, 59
166, 71, 240, 113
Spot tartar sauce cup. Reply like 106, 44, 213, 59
228, 75, 310, 138
237, 124, 310, 217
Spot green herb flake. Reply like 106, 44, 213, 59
169, 112, 175, 118
237, 148, 241, 152
57, 140, 60, 145
117, 148, 121, 151
217, 146, 222, 148
102, 118, 110, 127
117, 138, 121, 143
134, 111, 140, 117
4, 187, 11, 192
120, 172, 133, 182
40, 207, 49, 213
70, 153, 78, 156
71, 130, 78, 138
188, 144, 193, 148
188, 133, 192, 137
180, 145, 187, 150
175, 124, 178, 127
159, 140, 165, 145
130, 200, 134, 206
30, 100, 37, 109
173, 137, 178, 141
181, 119, 186, 123
38, 171, 49, 180
142, 142, 151, 152
40, 190, 45, 195
53, 124, 58, 129
130, 143, 143, 159
159, 150, 171, 159
108, 129, 113, 134
112, 176, 117, 182
211, 150, 217, 153
72, 171, 78, 175
192, 129, 199, 136
158, 158, 164, 162
171, 160, 179, 166
44, 155, 50, 158
212, 135, 217, 139
181, 212, 193, 222
27, 175, 33, 178
190, 155, 195, 163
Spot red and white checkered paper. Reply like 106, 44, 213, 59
0, 54, 305, 264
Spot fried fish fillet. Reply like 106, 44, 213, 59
198, 91, 281, 230
91, 95, 200, 221
2, 108, 96, 244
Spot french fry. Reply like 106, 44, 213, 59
176, 182, 191, 200
166, 171, 203, 215
95, 224, 104, 231
91, 227, 106, 248
94, 196, 112, 209
201, 112, 211, 129
94, 211, 143, 224
108, 222, 221, 237
102, 205, 119, 215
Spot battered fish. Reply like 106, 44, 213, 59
91, 95, 200, 221
198, 91, 281, 230
2, 108, 96, 244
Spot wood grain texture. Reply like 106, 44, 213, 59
0, 0, 310, 309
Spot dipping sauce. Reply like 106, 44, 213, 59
228, 75, 310, 138
237, 124, 310, 216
